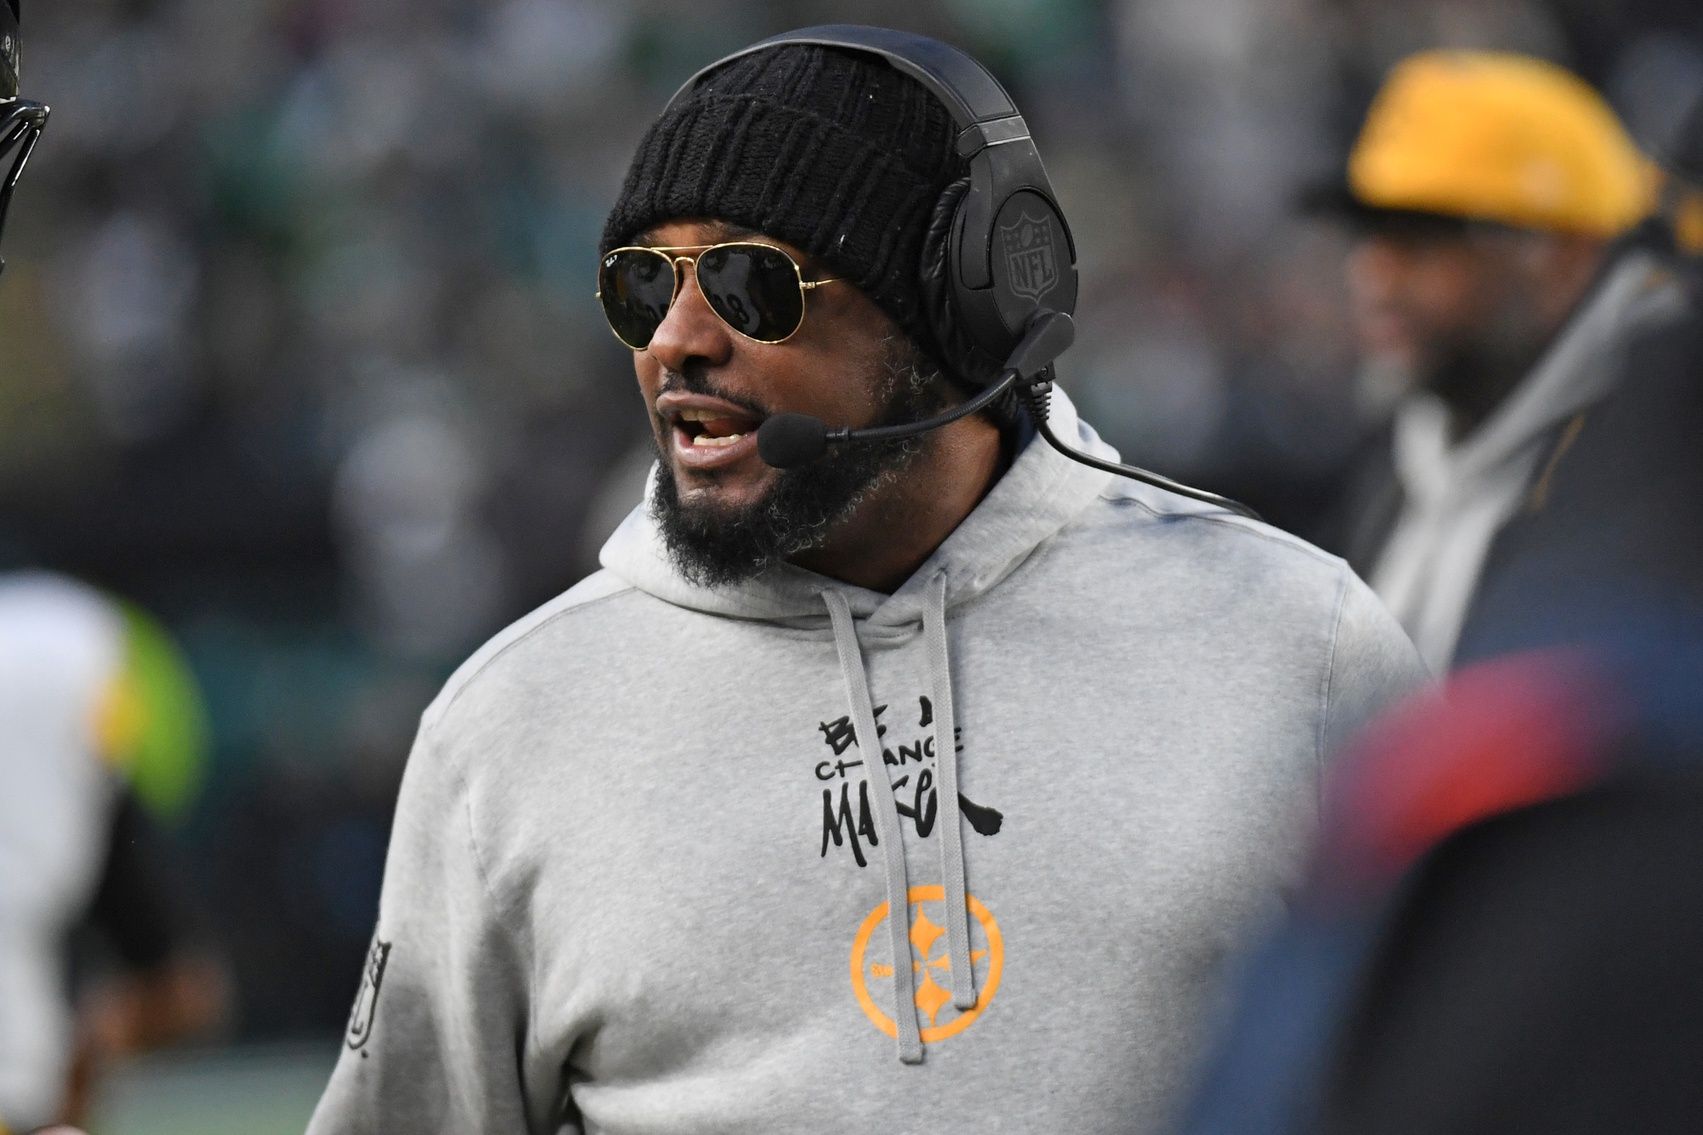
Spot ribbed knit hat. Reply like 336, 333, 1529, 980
601, 44, 964, 363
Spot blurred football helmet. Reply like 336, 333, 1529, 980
0, 0, 48, 273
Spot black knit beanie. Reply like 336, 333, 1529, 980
601, 44, 964, 367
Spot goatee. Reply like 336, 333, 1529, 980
651, 342, 950, 588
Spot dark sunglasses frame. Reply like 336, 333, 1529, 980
596, 241, 842, 349
0, 96, 47, 275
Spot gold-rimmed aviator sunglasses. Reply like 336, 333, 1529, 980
596, 241, 842, 349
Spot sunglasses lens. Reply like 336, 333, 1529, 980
696, 244, 805, 343
599, 249, 676, 349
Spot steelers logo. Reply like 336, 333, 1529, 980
849, 885, 1004, 1043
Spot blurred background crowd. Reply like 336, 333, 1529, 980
1, 0, 1698, 1129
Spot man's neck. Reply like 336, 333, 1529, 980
789, 416, 1009, 593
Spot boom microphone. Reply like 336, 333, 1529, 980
755, 308, 1260, 520
756, 310, 1077, 469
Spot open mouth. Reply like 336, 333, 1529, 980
670, 405, 765, 450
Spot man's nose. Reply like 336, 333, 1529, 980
646, 262, 734, 371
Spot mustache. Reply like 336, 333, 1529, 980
657, 364, 774, 420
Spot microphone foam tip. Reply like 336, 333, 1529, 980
757, 412, 829, 468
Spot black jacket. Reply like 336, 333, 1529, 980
1456, 261, 1703, 663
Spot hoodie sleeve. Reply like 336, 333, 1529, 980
1321, 569, 1432, 764
307, 723, 564, 1135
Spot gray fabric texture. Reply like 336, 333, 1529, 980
308, 390, 1426, 1135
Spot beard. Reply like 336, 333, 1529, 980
1419, 322, 1550, 439
651, 340, 952, 588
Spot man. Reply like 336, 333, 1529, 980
1454, 91, 1703, 664
0, 578, 229, 1133
1317, 51, 1678, 672
310, 30, 1422, 1134
1175, 91, 1703, 1135
0, 6, 227, 1132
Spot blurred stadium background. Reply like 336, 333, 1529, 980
1, 0, 1695, 1128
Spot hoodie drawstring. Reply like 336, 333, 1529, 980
924, 571, 977, 1012
823, 575, 975, 1064
824, 589, 923, 1064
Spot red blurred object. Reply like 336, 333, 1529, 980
1321, 650, 1625, 898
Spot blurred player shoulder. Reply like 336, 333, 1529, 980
0, 572, 127, 705
0, 571, 124, 653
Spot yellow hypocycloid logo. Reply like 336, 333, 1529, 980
849, 885, 1004, 1043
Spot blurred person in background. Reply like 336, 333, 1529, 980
0, 580, 230, 1133
1174, 89, 1703, 1135
1312, 50, 1676, 673
1457, 87, 1703, 663
308, 27, 1423, 1135
0, 5, 227, 1132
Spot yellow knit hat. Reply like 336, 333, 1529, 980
1671, 180, 1703, 252
1349, 51, 1656, 237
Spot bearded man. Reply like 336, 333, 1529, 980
310, 28, 1422, 1135
1315, 51, 1677, 672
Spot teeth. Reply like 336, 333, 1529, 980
678, 407, 734, 423
692, 432, 745, 448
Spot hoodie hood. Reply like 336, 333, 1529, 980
599, 387, 1115, 625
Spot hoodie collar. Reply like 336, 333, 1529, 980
599, 386, 1116, 622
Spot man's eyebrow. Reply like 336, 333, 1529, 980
633, 220, 762, 245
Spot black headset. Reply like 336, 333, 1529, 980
665, 24, 1078, 383
671, 26, 1259, 519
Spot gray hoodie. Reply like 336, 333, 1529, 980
308, 391, 1425, 1135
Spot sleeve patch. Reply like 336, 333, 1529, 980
345, 934, 393, 1051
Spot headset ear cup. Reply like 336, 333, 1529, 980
921, 176, 1006, 391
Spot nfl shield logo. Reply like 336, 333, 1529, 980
999, 210, 1058, 302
